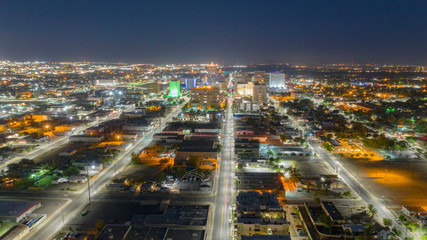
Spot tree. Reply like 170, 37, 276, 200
130, 152, 142, 165
217, 144, 222, 153
343, 191, 352, 198
368, 204, 377, 219
176, 167, 186, 179
157, 171, 167, 183
287, 166, 301, 183
64, 167, 80, 177
383, 218, 392, 227
318, 214, 333, 234
314, 197, 321, 204
187, 156, 200, 167
398, 215, 406, 223
159, 158, 169, 167
323, 141, 334, 151
95, 219, 105, 231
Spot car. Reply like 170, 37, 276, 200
81, 210, 88, 216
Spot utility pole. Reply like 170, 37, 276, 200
87, 162, 91, 204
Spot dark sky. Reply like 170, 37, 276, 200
0, 0, 426, 65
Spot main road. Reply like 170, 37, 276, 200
0, 112, 121, 171
20, 99, 188, 240
212, 97, 235, 240
309, 140, 414, 239
270, 96, 414, 239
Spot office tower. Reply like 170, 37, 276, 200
169, 81, 181, 97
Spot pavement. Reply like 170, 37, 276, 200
0, 113, 121, 171
13, 100, 188, 240
211, 97, 235, 240
310, 139, 415, 239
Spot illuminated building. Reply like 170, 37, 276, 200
253, 71, 266, 83
236, 82, 254, 96
233, 72, 250, 84
190, 86, 223, 109
253, 82, 267, 104
145, 83, 161, 94
268, 73, 286, 90
169, 81, 181, 97
95, 79, 118, 86
185, 78, 197, 90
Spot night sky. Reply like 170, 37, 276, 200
0, 0, 426, 65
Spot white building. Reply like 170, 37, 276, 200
96, 79, 119, 86
268, 73, 286, 90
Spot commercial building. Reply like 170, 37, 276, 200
235, 139, 260, 158
185, 78, 198, 90
69, 134, 104, 143
96, 205, 208, 240
0, 200, 41, 223
253, 71, 266, 83
96, 79, 119, 86
236, 82, 254, 96
190, 86, 223, 109
235, 172, 285, 196
234, 97, 260, 113
233, 72, 251, 84
235, 192, 289, 239
145, 83, 161, 94
253, 82, 267, 104
169, 80, 181, 97
268, 73, 286, 90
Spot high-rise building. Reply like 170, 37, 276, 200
169, 81, 181, 97
253, 71, 266, 83
253, 82, 267, 104
268, 73, 286, 90
233, 72, 250, 84
236, 82, 254, 96
185, 78, 197, 90
190, 86, 223, 109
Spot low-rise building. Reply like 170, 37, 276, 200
0, 200, 41, 223
235, 192, 289, 239
69, 134, 104, 143
321, 201, 345, 224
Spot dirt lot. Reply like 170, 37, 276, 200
342, 157, 427, 208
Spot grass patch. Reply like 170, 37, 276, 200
0, 222, 17, 237
34, 175, 55, 188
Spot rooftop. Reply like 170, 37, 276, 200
321, 201, 344, 221
0, 200, 40, 219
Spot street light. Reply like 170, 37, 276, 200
86, 162, 92, 204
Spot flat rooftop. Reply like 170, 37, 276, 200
321, 201, 344, 221
0, 200, 40, 219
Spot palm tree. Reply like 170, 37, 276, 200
368, 204, 377, 220
287, 166, 301, 184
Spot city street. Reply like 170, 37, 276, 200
309, 140, 415, 239
212, 97, 235, 240
0, 112, 121, 171
15, 100, 187, 240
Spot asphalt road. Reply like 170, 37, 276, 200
310, 140, 414, 239
19, 101, 187, 240
212, 97, 235, 240
0, 113, 120, 171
